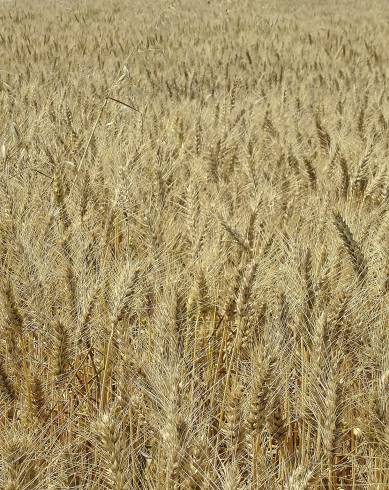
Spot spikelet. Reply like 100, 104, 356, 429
3, 282, 23, 333
220, 218, 250, 252
352, 140, 375, 197
53, 170, 70, 229
0, 359, 16, 403
80, 171, 90, 220
357, 95, 368, 139
263, 109, 278, 139
195, 118, 202, 155
304, 248, 315, 317
112, 268, 139, 325
285, 465, 315, 489
246, 207, 258, 250
182, 437, 210, 489
65, 263, 77, 320
315, 113, 331, 154
246, 352, 273, 441
373, 369, 389, 442
338, 155, 350, 198
304, 156, 317, 190
322, 363, 343, 463
1, 143, 6, 161
331, 292, 351, 348
30, 374, 47, 420
309, 313, 329, 391
333, 212, 367, 282
222, 263, 244, 320
236, 260, 258, 318
94, 412, 128, 490
328, 144, 340, 177
221, 463, 242, 490
205, 139, 220, 185
196, 268, 210, 317
186, 280, 200, 322
53, 320, 71, 379
2, 283, 24, 363
79, 287, 98, 347
267, 394, 287, 444
186, 181, 200, 245
3, 432, 38, 490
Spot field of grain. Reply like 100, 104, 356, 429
0, 0, 388, 488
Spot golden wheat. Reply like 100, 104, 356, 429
0, 0, 388, 488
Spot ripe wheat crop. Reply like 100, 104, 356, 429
0, 0, 388, 488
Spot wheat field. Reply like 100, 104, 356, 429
0, 0, 388, 488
